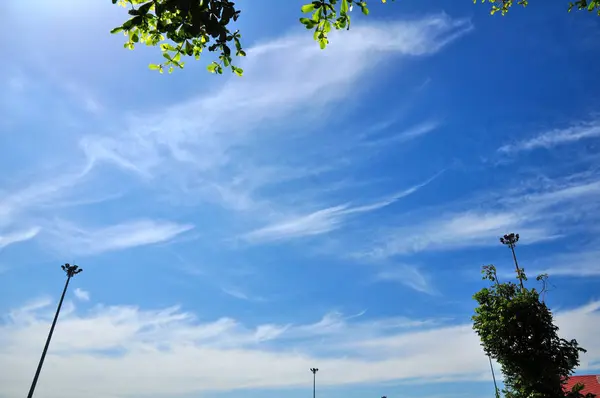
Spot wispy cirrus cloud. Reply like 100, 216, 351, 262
360, 173, 600, 260
362, 120, 440, 147
79, 15, 470, 215
525, 249, 600, 278
498, 119, 600, 153
0, 165, 96, 250
0, 227, 40, 249
221, 286, 266, 302
374, 265, 437, 295
243, 176, 440, 244
45, 219, 193, 255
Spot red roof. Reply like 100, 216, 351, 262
564, 375, 600, 396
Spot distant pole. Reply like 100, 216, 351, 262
488, 355, 500, 398
310, 368, 319, 398
27, 264, 83, 398
500, 233, 524, 290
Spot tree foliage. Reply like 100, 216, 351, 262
110, 0, 600, 75
472, 233, 594, 398
478, 0, 600, 16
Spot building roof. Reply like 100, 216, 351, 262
564, 375, 600, 396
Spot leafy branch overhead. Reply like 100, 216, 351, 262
110, 0, 245, 75
110, 0, 600, 75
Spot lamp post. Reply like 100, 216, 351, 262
488, 355, 500, 398
27, 264, 83, 398
310, 368, 319, 398
500, 232, 524, 290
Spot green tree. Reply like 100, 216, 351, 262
472, 233, 594, 398
110, 0, 600, 75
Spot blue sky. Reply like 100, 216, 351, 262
1, 0, 600, 397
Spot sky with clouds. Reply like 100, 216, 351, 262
1, 1, 600, 398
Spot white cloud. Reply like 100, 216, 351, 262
220, 287, 266, 302
73, 288, 90, 301
555, 301, 600, 370
0, 168, 92, 228
221, 287, 251, 301
1, 298, 597, 398
363, 210, 546, 259
45, 219, 194, 255
363, 120, 440, 147
243, 177, 439, 244
498, 120, 600, 153
527, 249, 600, 277
0, 166, 97, 254
374, 265, 436, 295
361, 175, 600, 259
243, 205, 350, 243
0, 226, 40, 249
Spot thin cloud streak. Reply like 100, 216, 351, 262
528, 249, 600, 277
44, 219, 194, 255
363, 120, 440, 147
499, 120, 600, 153
221, 287, 266, 302
0, 227, 40, 249
361, 175, 600, 259
374, 265, 437, 295
243, 175, 440, 244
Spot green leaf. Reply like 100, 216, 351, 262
301, 3, 316, 13
138, 1, 153, 14
233, 66, 243, 77
312, 9, 320, 21
160, 43, 177, 52
341, 0, 349, 14
207, 62, 218, 73
589, 1, 597, 11
148, 63, 160, 70
300, 17, 317, 29
185, 41, 193, 55
110, 27, 123, 34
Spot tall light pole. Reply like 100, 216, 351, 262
488, 355, 500, 398
500, 232, 524, 290
27, 263, 83, 398
310, 367, 318, 398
